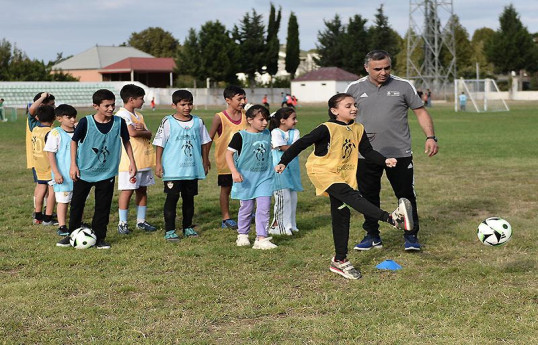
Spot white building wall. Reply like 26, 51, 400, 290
291, 80, 337, 103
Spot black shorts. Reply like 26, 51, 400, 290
163, 179, 198, 196
217, 174, 233, 187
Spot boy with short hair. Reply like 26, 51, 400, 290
115, 84, 156, 234
31, 105, 57, 226
56, 89, 137, 249
153, 90, 211, 241
27, 92, 56, 224
45, 104, 77, 236
207, 85, 247, 229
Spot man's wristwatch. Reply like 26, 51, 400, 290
426, 136, 438, 142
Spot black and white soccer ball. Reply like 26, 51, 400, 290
477, 217, 512, 246
70, 226, 97, 249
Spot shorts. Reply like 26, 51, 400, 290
55, 191, 73, 204
32, 168, 51, 185
163, 179, 198, 196
217, 174, 233, 187
118, 170, 155, 190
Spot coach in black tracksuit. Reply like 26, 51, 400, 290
345, 50, 439, 251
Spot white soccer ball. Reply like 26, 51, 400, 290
477, 217, 512, 246
70, 226, 97, 249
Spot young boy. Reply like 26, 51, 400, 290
115, 84, 156, 234
56, 89, 136, 249
153, 90, 211, 241
45, 104, 77, 236
207, 85, 247, 229
27, 92, 56, 224
31, 105, 57, 226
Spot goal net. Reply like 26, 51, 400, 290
454, 78, 509, 112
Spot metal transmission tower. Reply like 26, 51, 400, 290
406, 0, 456, 98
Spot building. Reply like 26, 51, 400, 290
291, 67, 359, 103
52, 45, 175, 87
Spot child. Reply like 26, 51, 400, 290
207, 85, 247, 229
45, 104, 77, 236
27, 92, 56, 224
116, 84, 156, 234
31, 105, 57, 226
275, 93, 414, 279
56, 89, 137, 249
153, 90, 211, 241
269, 107, 303, 236
226, 104, 277, 250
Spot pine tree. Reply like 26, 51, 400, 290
368, 5, 401, 69
266, 3, 282, 78
314, 15, 346, 68
285, 12, 300, 79
233, 9, 266, 87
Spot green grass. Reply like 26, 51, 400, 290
1, 102, 537, 344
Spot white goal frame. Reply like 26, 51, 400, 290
454, 78, 509, 112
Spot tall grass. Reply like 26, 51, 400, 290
0, 102, 536, 344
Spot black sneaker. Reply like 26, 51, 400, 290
95, 239, 111, 249
56, 236, 71, 247
57, 226, 69, 236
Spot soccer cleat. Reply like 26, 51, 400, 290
57, 226, 69, 236
56, 236, 71, 247
183, 227, 199, 237
354, 235, 383, 251
391, 198, 414, 231
221, 219, 238, 230
136, 221, 157, 232
236, 234, 250, 247
164, 230, 180, 242
404, 235, 422, 251
329, 257, 362, 279
252, 237, 278, 250
95, 239, 111, 249
117, 222, 131, 235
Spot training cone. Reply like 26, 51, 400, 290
376, 260, 402, 271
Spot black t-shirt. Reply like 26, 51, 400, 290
72, 115, 130, 143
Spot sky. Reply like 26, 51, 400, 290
1, 0, 537, 62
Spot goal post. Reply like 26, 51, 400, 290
454, 78, 510, 112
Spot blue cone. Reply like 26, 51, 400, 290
376, 260, 402, 270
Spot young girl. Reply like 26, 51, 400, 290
226, 105, 277, 250
275, 93, 414, 279
269, 107, 303, 236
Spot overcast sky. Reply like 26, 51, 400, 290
2, 0, 537, 62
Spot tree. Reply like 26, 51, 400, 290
368, 5, 402, 69
343, 15, 369, 74
443, 15, 473, 78
315, 15, 346, 69
470, 28, 495, 78
233, 9, 267, 87
265, 3, 282, 79
485, 5, 537, 73
285, 12, 300, 79
128, 27, 180, 58
197, 21, 239, 84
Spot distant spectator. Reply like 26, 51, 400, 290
150, 97, 156, 111
426, 88, 432, 107
459, 92, 467, 111
262, 94, 269, 109
0, 98, 5, 122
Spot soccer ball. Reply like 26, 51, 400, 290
477, 217, 512, 246
70, 226, 97, 249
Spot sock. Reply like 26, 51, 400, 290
137, 206, 147, 224
34, 212, 43, 221
43, 214, 52, 222
119, 209, 128, 223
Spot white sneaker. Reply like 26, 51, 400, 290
391, 198, 414, 231
236, 234, 250, 247
268, 226, 292, 236
291, 228, 299, 233
252, 237, 278, 250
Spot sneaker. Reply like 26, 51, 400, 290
354, 235, 383, 251
57, 226, 69, 236
291, 228, 299, 233
183, 227, 199, 237
32, 218, 42, 225
404, 235, 422, 251
391, 198, 414, 231
56, 236, 71, 247
42, 219, 59, 226
268, 226, 293, 236
221, 219, 238, 230
117, 222, 131, 235
164, 230, 180, 242
95, 239, 111, 249
329, 257, 362, 279
252, 237, 278, 250
236, 234, 250, 247
137, 221, 157, 232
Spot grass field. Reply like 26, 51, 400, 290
0, 101, 536, 344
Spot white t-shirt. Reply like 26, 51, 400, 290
152, 115, 211, 148
115, 107, 141, 127
44, 127, 74, 153
271, 128, 300, 149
